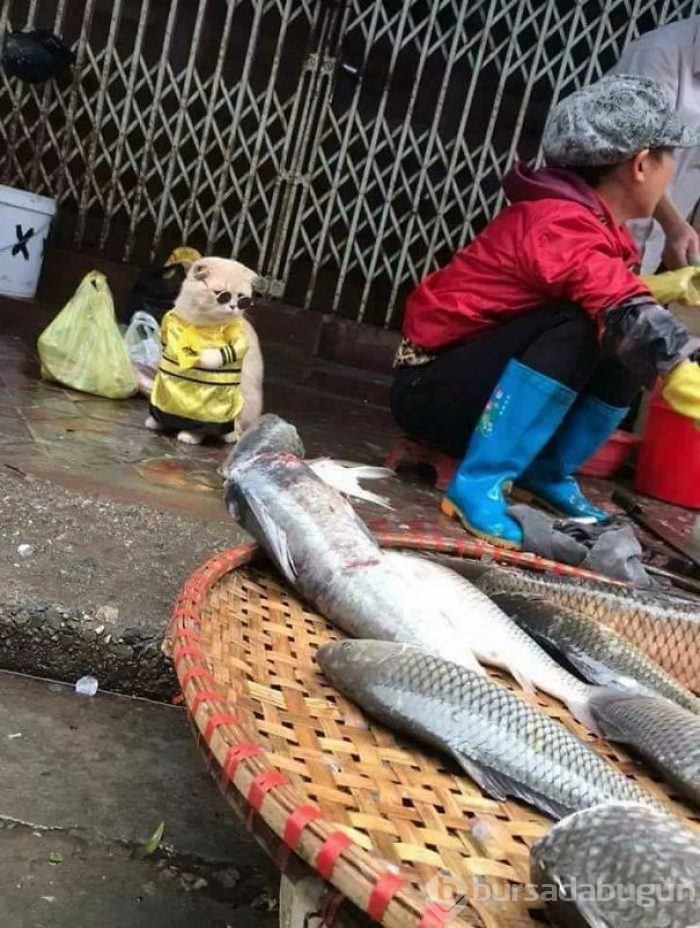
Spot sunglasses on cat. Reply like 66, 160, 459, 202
211, 289, 252, 310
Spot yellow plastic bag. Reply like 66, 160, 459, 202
639, 267, 700, 306
38, 271, 138, 399
662, 362, 700, 420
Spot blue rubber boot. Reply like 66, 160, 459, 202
516, 395, 629, 521
441, 360, 577, 548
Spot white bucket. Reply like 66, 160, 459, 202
0, 184, 57, 299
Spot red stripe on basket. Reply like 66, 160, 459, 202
316, 832, 351, 880
367, 873, 405, 921
173, 628, 201, 644
172, 644, 204, 666
282, 805, 322, 848
180, 666, 213, 687
223, 743, 263, 780
247, 771, 288, 811
172, 607, 200, 623
190, 689, 223, 713
203, 713, 239, 742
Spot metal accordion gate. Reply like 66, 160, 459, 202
1, 0, 698, 327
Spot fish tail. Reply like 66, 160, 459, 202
308, 459, 394, 509
565, 686, 606, 737
510, 667, 536, 695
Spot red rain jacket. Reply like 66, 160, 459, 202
402, 164, 650, 352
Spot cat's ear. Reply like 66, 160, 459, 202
191, 260, 209, 282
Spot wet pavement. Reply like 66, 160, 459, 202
0, 669, 278, 928
0, 339, 388, 523
1, 312, 695, 573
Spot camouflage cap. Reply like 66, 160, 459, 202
542, 74, 700, 167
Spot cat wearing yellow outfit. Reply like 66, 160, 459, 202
146, 257, 259, 445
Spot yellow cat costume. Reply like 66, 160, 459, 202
149, 311, 248, 436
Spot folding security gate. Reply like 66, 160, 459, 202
1, 0, 698, 327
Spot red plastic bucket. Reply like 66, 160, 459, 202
578, 429, 639, 478
635, 385, 700, 509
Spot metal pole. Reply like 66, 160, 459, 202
230, 0, 297, 260
331, 2, 412, 315
28, 0, 69, 191
180, 0, 238, 243
54, 0, 98, 203
384, 0, 471, 326
492, 0, 558, 215
75, 0, 126, 247
98, 0, 153, 250
273, 0, 351, 289
150, 0, 209, 260
205, 0, 266, 254
356, 1, 441, 323
459, 0, 529, 248
124, 0, 181, 260
0, 0, 16, 182
421, 0, 500, 279
303, 0, 384, 310
257, 1, 325, 275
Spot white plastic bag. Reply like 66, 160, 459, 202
124, 311, 161, 368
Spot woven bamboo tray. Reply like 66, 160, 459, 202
168, 541, 699, 928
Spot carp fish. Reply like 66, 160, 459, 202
317, 640, 657, 819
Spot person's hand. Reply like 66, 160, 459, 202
661, 220, 700, 270
662, 361, 700, 419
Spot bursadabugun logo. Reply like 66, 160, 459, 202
424, 866, 697, 923
424, 868, 470, 923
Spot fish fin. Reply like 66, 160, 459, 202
469, 657, 489, 678
565, 688, 605, 737
307, 459, 394, 509
243, 494, 298, 585
564, 649, 628, 689
451, 749, 570, 819
510, 668, 537, 696
347, 464, 394, 480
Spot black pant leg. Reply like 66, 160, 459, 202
582, 354, 645, 408
391, 302, 600, 455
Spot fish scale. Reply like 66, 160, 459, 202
474, 567, 700, 692
317, 640, 657, 820
531, 803, 700, 928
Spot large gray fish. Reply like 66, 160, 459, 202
490, 591, 700, 714
223, 420, 602, 730
531, 803, 700, 928
471, 566, 700, 692
317, 640, 656, 819
590, 690, 700, 808
224, 434, 483, 676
